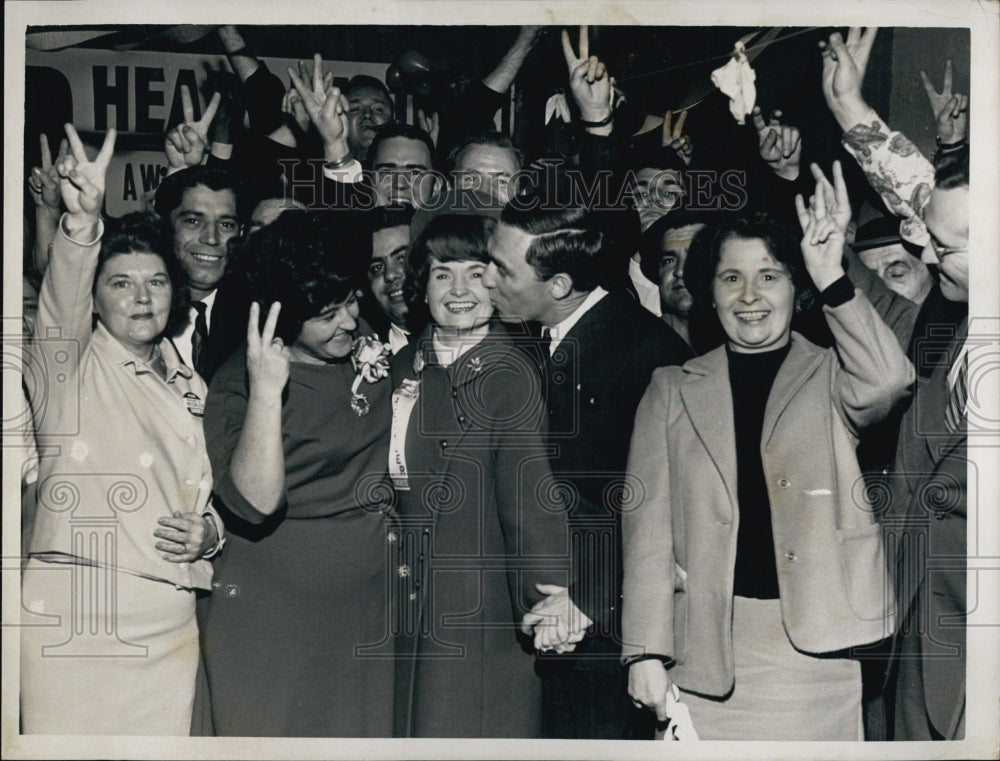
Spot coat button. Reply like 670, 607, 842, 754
785, 551, 797, 562
439, 439, 448, 450
397, 564, 411, 578
458, 415, 467, 425
387, 531, 398, 544
185, 478, 194, 486
778, 477, 790, 489
451, 388, 458, 398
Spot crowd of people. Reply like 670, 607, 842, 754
19, 24, 971, 742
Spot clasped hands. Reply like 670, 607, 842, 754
520, 583, 592, 654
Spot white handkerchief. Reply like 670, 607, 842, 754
661, 683, 699, 741
711, 41, 757, 125
545, 93, 571, 125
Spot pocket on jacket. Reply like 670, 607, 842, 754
836, 524, 895, 622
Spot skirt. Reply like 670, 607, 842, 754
679, 596, 862, 741
201, 508, 395, 737
20, 557, 199, 735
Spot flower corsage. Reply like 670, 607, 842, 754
349, 336, 391, 415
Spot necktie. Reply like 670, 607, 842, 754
191, 301, 208, 375
542, 326, 554, 357
944, 346, 967, 434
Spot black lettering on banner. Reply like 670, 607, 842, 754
167, 69, 200, 128
123, 163, 138, 201
93, 65, 129, 131
140, 164, 166, 193
135, 67, 166, 134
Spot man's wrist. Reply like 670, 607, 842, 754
833, 100, 874, 134
323, 141, 352, 164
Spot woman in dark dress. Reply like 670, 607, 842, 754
202, 210, 396, 737
389, 214, 584, 738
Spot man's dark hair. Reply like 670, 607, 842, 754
637, 209, 718, 282
153, 166, 244, 223
446, 132, 524, 174
96, 211, 190, 338
370, 204, 416, 235
368, 123, 438, 170
345, 74, 392, 104
500, 201, 604, 293
934, 145, 969, 190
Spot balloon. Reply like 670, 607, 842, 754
397, 50, 432, 79
385, 63, 405, 91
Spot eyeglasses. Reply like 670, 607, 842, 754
929, 238, 968, 257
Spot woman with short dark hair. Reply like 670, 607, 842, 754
389, 213, 580, 738
623, 200, 914, 739
201, 209, 396, 737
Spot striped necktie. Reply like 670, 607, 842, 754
191, 301, 208, 376
944, 345, 967, 434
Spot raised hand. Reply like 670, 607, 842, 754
561, 25, 614, 126
520, 583, 592, 654
752, 106, 802, 180
208, 87, 242, 147
820, 27, 878, 131
56, 124, 116, 224
288, 54, 350, 160
164, 85, 222, 170
795, 164, 849, 291
662, 109, 693, 166
415, 108, 440, 147
246, 301, 291, 400
154, 511, 219, 563
806, 160, 852, 236
28, 133, 67, 213
920, 61, 968, 145
282, 87, 311, 135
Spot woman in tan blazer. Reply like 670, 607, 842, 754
622, 201, 913, 739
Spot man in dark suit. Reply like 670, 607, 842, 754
885, 149, 969, 741
154, 165, 243, 382
483, 201, 693, 739
362, 205, 416, 353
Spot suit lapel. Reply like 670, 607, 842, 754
762, 336, 825, 447
680, 349, 739, 508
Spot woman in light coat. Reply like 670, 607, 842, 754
622, 191, 913, 740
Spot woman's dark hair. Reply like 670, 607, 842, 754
683, 213, 815, 352
234, 209, 370, 344
95, 211, 190, 338
404, 213, 497, 325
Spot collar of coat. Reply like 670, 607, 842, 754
678, 332, 826, 506
410, 319, 512, 387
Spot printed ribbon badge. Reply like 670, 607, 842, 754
349, 335, 391, 416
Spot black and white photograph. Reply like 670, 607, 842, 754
3, 1, 998, 759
